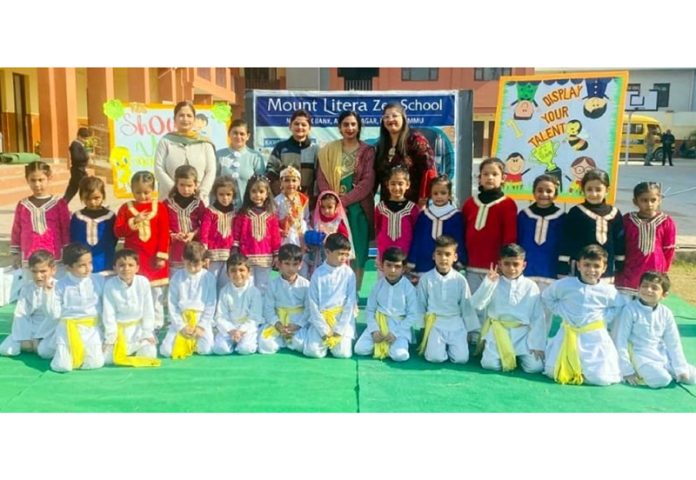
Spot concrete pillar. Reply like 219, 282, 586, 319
86, 68, 114, 158
158, 68, 176, 103
128, 68, 150, 103
37, 68, 77, 161
37, 68, 59, 159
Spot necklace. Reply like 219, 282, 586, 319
388, 146, 396, 160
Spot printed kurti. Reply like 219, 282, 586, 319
164, 197, 207, 268
374, 200, 420, 263
232, 210, 281, 268
69, 209, 117, 273
517, 206, 565, 283
461, 195, 517, 273
408, 203, 466, 272
10, 196, 70, 266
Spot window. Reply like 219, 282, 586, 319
474, 68, 512, 81
401, 68, 439, 81
627, 83, 641, 94
653, 83, 670, 108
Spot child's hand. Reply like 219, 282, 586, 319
371, 331, 384, 343
287, 323, 300, 333
133, 212, 147, 224
145, 336, 157, 345
183, 232, 195, 242
194, 326, 206, 338
385, 333, 396, 344
231, 329, 244, 343
153, 258, 166, 269
623, 374, 640, 386
12, 253, 21, 269
486, 263, 500, 282
181, 325, 196, 338
530, 349, 545, 361
44, 278, 55, 291
677, 373, 689, 383
274, 321, 286, 335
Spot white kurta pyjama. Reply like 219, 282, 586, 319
51, 273, 105, 372
416, 268, 480, 364
102, 274, 157, 363
258, 274, 309, 354
470, 275, 547, 373
614, 299, 696, 388
160, 269, 217, 357
0, 281, 58, 358
542, 277, 624, 385
213, 279, 263, 355
304, 262, 357, 359
354, 276, 422, 362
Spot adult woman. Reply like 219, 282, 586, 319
215, 119, 265, 207
374, 102, 436, 205
154, 101, 216, 202
317, 110, 375, 290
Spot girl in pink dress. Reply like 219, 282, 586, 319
10, 161, 70, 278
305, 190, 353, 277
232, 175, 281, 293
615, 181, 676, 295
200, 175, 237, 290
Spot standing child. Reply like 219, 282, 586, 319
200, 175, 237, 290
102, 249, 160, 367
0, 250, 58, 359
354, 247, 422, 362
114, 171, 170, 329
50, 243, 105, 373
615, 182, 676, 295
165, 165, 207, 274
10, 161, 70, 276
259, 244, 310, 355
543, 245, 624, 385
160, 242, 216, 359
275, 166, 309, 248
416, 235, 479, 364
304, 233, 358, 359
558, 168, 625, 281
461, 157, 517, 294
408, 175, 465, 276
516, 174, 565, 289
232, 175, 281, 293
304, 190, 352, 277
69, 176, 117, 274
469, 244, 546, 373
213, 253, 263, 355
614, 271, 696, 388
374, 166, 420, 272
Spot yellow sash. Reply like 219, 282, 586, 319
476, 317, 524, 372
112, 320, 161, 367
321, 305, 343, 349
417, 313, 437, 356
373, 311, 391, 360
261, 306, 304, 339
171, 309, 199, 360
64, 317, 97, 368
554, 319, 605, 385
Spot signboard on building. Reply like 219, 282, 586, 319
490, 71, 628, 204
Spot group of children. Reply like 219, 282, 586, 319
0, 154, 693, 389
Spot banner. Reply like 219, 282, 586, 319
105, 100, 231, 198
490, 71, 628, 204
251, 90, 459, 186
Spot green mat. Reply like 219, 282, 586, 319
1, 265, 696, 412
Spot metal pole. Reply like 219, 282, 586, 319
624, 111, 632, 166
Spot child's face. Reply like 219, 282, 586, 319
249, 183, 268, 207
290, 116, 311, 141
320, 196, 338, 218
30, 261, 56, 288
430, 182, 451, 207
638, 279, 666, 307
382, 259, 404, 283
498, 256, 526, 280
339, 115, 359, 141
479, 164, 503, 190
634, 188, 661, 218
176, 177, 197, 198
382, 108, 404, 135
82, 190, 104, 210
326, 248, 351, 267
533, 180, 557, 208
583, 179, 607, 205
577, 257, 607, 284
67, 253, 93, 278
115, 256, 139, 284
216, 185, 235, 207
278, 259, 302, 280
132, 182, 154, 203
174, 106, 195, 134
184, 259, 204, 275
281, 175, 300, 196
387, 173, 410, 201
433, 245, 457, 273
26, 171, 49, 196
228, 126, 249, 150
227, 263, 250, 287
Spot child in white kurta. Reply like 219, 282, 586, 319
304, 233, 357, 359
51, 245, 106, 372
258, 244, 309, 354
614, 272, 696, 388
160, 255, 217, 358
213, 260, 263, 355
354, 247, 422, 362
415, 236, 479, 364
542, 246, 624, 385
102, 250, 159, 366
470, 245, 547, 373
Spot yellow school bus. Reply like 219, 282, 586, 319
620, 113, 663, 159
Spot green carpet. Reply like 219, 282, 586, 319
1, 265, 696, 412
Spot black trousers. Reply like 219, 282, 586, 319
662, 147, 673, 166
63, 166, 88, 203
